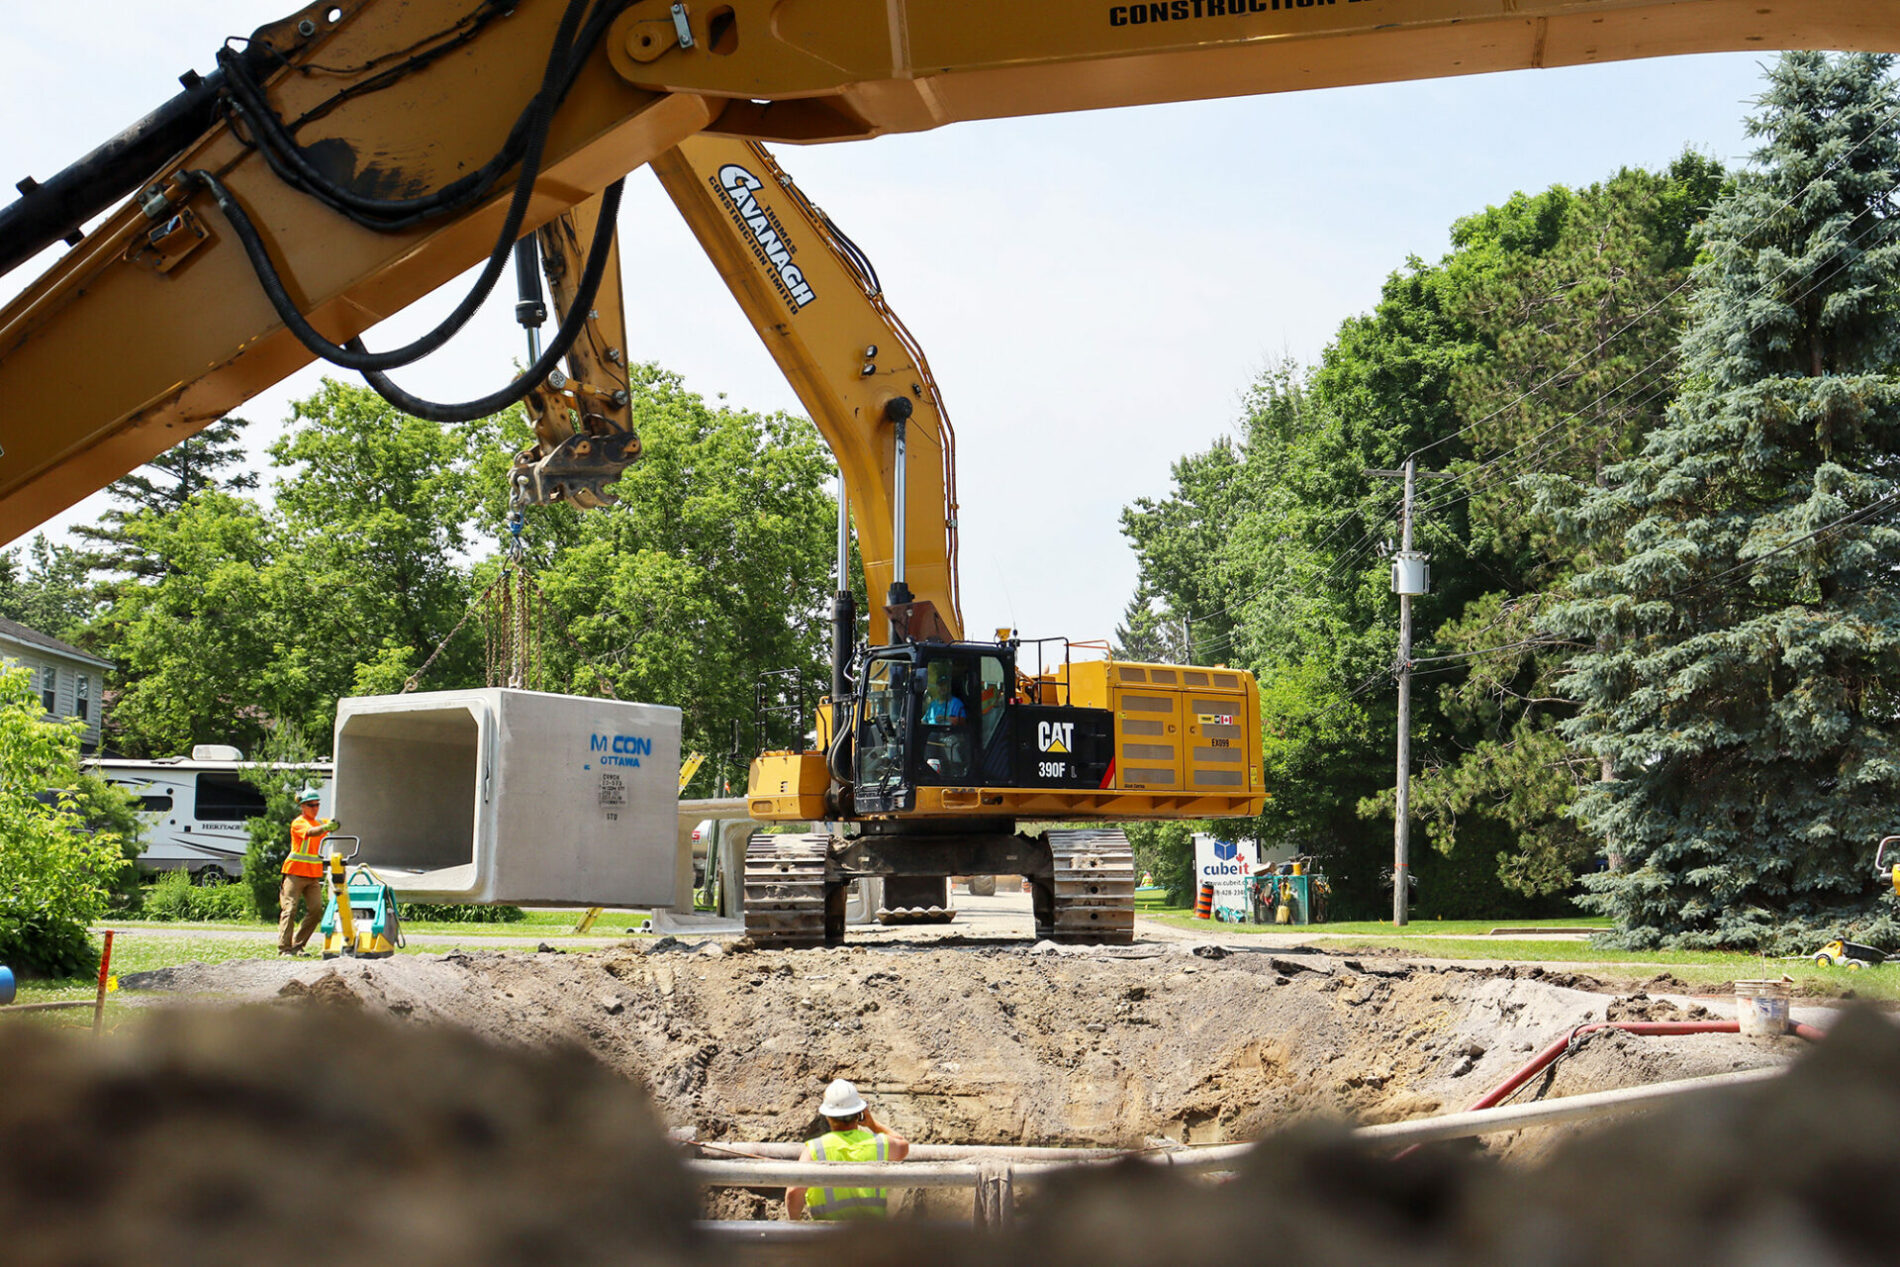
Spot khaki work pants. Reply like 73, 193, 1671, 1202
278, 873, 326, 953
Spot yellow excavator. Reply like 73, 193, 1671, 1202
1, 1, 1889, 944
495, 129, 1265, 945
644, 135, 1267, 945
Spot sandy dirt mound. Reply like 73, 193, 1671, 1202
5, 984, 1894, 1267
0, 1006, 697, 1267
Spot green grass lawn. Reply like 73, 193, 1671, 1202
4, 908, 651, 1015
1142, 909, 1900, 1000
101, 906, 650, 937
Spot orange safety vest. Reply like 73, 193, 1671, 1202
283, 813, 330, 878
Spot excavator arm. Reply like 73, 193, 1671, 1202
512, 192, 640, 508
650, 135, 961, 646
2, 0, 1894, 541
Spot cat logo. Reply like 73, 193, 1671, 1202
1037, 720, 1074, 754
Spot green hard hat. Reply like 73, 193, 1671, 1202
296, 784, 324, 804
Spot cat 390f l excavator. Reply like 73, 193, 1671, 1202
508, 131, 1267, 946
2, 2, 1882, 945
639, 135, 1266, 946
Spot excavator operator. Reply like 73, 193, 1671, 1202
920, 660, 971, 780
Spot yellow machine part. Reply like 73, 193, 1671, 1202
749, 750, 830, 821
748, 658, 1266, 824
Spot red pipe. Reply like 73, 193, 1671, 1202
1468, 1020, 1743, 1113
1393, 1017, 1820, 1159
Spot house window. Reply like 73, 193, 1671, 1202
40, 664, 55, 714
75, 673, 90, 722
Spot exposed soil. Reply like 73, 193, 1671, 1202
118, 939, 1791, 1180
10, 935, 1896, 1265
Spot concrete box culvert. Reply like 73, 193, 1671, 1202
333, 688, 682, 907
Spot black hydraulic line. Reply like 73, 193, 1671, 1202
191, 0, 644, 374
181, 0, 585, 372
514, 237, 547, 330
191, 159, 530, 373
0, 46, 274, 279
213, 0, 622, 232
358, 178, 625, 422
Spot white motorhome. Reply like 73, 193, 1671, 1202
87, 746, 332, 884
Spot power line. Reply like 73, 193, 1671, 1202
1410, 166, 1900, 523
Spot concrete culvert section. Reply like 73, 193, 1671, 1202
334, 701, 481, 873
332, 688, 683, 906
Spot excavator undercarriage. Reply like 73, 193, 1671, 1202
742, 827, 1135, 949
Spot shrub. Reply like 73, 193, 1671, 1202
401, 903, 526, 923
141, 870, 255, 922
68, 772, 147, 912
0, 665, 129, 976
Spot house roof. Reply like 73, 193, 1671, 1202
0, 616, 114, 670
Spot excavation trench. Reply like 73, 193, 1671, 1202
117, 936, 1797, 1218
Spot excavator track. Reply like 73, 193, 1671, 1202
1037, 828, 1136, 945
743, 833, 831, 949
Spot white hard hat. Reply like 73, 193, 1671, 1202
819, 1078, 867, 1118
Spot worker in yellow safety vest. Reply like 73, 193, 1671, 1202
278, 784, 338, 955
785, 1079, 910, 1221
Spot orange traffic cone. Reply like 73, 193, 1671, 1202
1195, 881, 1214, 920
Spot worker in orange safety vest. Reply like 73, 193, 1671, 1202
278, 784, 338, 955
785, 1079, 910, 1221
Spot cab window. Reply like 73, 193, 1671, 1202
857, 658, 912, 790
918, 656, 982, 782
978, 656, 1008, 749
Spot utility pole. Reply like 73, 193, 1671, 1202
1366, 459, 1452, 925
1393, 459, 1417, 926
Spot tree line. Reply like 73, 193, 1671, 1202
1119, 52, 1900, 949
0, 366, 842, 792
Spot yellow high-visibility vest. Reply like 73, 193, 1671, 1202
804, 1129, 890, 1220
283, 815, 330, 878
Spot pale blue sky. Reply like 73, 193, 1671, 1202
2, 4, 1779, 649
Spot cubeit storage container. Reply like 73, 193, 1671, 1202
332, 688, 682, 906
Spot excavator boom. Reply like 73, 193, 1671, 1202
651, 135, 961, 646
3, 0, 1893, 540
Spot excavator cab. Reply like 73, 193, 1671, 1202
851, 642, 1111, 816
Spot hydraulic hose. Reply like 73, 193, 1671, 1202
826, 703, 855, 785
0, 45, 275, 278
192, 0, 587, 373
358, 178, 625, 422
209, 0, 612, 232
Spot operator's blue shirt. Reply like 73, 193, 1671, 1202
923, 695, 966, 725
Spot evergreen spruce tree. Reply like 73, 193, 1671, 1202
1111, 589, 1188, 663
73, 416, 257, 583
1538, 53, 1900, 949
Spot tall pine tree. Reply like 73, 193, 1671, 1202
1539, 53, 1900, 949
72, 416, 257, 583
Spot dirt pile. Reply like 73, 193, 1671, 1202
0, 1006, 696, 1267
122, 939, 1787, 1151
3, 967, 1894, 1267
882, 1007, 1900, 1267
